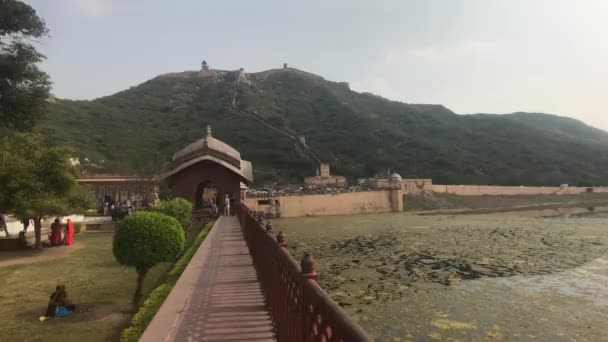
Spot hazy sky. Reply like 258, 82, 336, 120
26, 0, 608, 131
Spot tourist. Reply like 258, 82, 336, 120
17, 231, 29, 249
49, 218, 62, 246
0, 214, 9, 237
21, 217, 31, 233
64, 219, 75, 246
118, 201, 128, 220
45, 284, 75, 318
126, 201, 134, 215
224, 194, 231, 216
110, 203, 117, 222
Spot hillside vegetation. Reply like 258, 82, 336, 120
40, 68, 608, 186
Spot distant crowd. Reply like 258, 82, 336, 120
245, 185, 372, 198
102, 199, 135, 222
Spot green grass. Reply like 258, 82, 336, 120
0, 233, 172, 342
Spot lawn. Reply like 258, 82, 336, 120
0, 232, 172, 342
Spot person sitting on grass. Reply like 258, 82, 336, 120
44, 284, 75, 319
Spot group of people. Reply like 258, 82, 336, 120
103, 200, 135, 222
41, 284, 76, 321
49, 218, 75, 247
203, 194, 234, 216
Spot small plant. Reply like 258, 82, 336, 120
113, 212, 185, 306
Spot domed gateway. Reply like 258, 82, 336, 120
160, 125, 253, 213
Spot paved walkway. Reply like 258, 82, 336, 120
141, 216, 275, 342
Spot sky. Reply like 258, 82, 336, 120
26, 0, 608, 131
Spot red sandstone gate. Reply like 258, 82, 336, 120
160, 126, 253, 213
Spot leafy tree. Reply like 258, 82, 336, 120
113, 211, 185, 306
0, 0, 51, 131
0, 133, 94, 248
153, 197, 192, 230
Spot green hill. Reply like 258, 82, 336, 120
40, 68, 608, 186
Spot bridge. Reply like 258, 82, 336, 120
140, 127, 371, 341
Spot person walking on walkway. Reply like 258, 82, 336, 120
224, 194, 231, 216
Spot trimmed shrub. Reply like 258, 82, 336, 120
154, 198, 192, 230
120, 221, 213, 342
113, 212, 185, 306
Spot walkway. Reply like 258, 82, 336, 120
141, 216, 275, 342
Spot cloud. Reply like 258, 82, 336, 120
68, 0, 112, 17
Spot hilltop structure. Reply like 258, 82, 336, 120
199, 60, 214, 78
304, 163, 346, 186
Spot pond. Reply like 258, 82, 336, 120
274, 209, 608, 341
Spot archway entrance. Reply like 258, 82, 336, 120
195, 181, 222, 216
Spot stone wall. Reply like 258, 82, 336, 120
368, 178, 433, 194
244, 190, 395, 218
429, 185, 604, 196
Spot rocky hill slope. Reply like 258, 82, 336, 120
40, 68, 608, 186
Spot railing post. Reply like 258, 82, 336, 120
276, 231, 287, 247
301, 253, 318, 282
300, 253, 318, 341
265, 221, 273, 233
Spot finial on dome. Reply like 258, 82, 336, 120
206, 124, 212, 138
202, 124, 212, 147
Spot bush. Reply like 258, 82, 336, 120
73, 222, 81, 234
154, 198, 192, 230
120, 221, 214, 342
113, 212, 185, 306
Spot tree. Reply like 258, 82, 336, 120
0, 133, 93, 248
113, 211, 185, 306
154, 197, 192, 230
0, 0, 51, 131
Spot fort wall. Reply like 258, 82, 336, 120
429, 185, 608, 196
243, 185, 608, 218
244, 190, 395, 218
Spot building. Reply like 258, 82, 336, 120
304, 163, 347, 186
77, 174, 159, 211
78, 125, 254, 215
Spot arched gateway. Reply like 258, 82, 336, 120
160, 126, 253, 214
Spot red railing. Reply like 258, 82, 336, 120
237, 204, 371, 342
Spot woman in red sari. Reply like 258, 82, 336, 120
50, 218, 62, 246
64, 219, 75, 246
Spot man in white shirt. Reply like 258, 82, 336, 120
224, 194, 231, 216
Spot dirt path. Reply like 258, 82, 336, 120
0, 242, 85, 267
